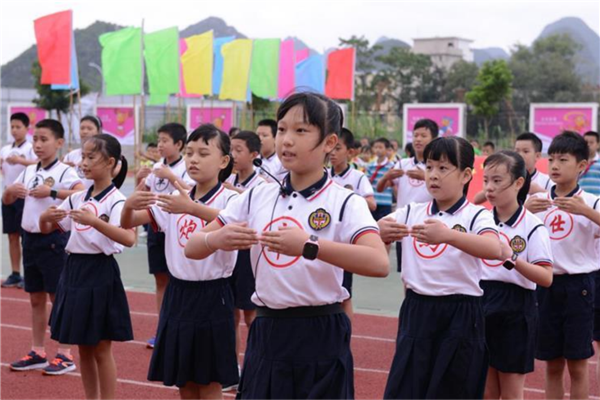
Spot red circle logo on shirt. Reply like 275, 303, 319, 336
408, 177, 425, 187
177, 214, 205, 248
262, 216, 304, 268
483, 232, 511, 267
413, 237, 448, 259
544, 209, 574, 240
75, 202, 99, 232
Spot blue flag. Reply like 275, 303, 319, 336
295, 54, 324, 94
213, 36, 235, 96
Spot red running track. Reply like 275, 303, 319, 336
1, 286, 599, 399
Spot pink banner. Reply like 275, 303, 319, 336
531, 105, 598, 151
278, 39, 295, 99
7, 106, 48, 139
404, 106, 464, 143
188, 107, 233, 133
97, 106, 136, 145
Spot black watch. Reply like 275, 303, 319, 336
50, 189, 58, 200
302, 235, 319, 260
502, 252, 518, 270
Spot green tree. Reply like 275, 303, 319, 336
466, 59, 513, 136
443, 60, 479, 102
338, 36, 382, 111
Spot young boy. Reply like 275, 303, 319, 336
482, 141, 495, 156
515, 132, 552, 191
580, 131, 600, 196
525, 131, 600, 400
136, 123, 194, 348
366, 138, 395, 221
2, 119, 84, 374
138, 142, 160, 167
376, 119, 437, 272
256, 119, 287, 182
1, 113, 37, 288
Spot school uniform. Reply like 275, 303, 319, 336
63, 148, 94, 188
144, 156, 194, 275
390, 157, 433, 273
383, 197, 498, 399
531, 169, 551, 191
366, 158, 394, 221
226, 169, 266, 310
480, 206, 553, 374
218, 172, 379, 399
146, 183, 240, 388
1, 140, 36, 234
49, 184, 133, 345
533, 185, 600, 360
16, 159, 81, 293
330, 165, 375, 296
258, 152, 287, 183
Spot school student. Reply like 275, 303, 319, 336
2, 119, 85, 374
121, 125, 240, 399
366, 138, 395, 221
63, 116, 103, 189
480, 151, 553, 400
378, 136, 501, 398
135, 123, 194, 349
525, 131, 600, 400
39, 134, 133, 399
185, 92, 389, 399
1, 112, 37, 288
482, 141, 496, 156
580, 131, 600, 196
377, 119, 437, 273
256, 119, 287, 182
514, 132, 552, 192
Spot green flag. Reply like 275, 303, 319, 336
99, 27, 142, 95
250, 39, 280, 99
144, 27, 180, 98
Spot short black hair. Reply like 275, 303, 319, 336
80, 115, 102, 131
339, 128, 355, 148
10, 112, 30, 127
405, 142, 415, 158
424, 136, 475, 194
413, 118, 439, 138
548, 131, 589, 163
257, 119, 277, 138
232, 130, 261, 154
147, 142, 157, 149
516, 132, 543, 153
483, 141, 495, 149
584, 131, 600, 142
229, 127, 241, 136
35, 119, 64, 139
158, 122, 187, 151
352, 140, 362, 150
373, 137, 391, 149
187, 124, 233, 182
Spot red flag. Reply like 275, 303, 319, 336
325, 48, 355, 100
34, 10, 72, 85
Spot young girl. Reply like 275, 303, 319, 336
480, 151, 553, 399
378, 136, 501, 399
39, 134, 133, 399
185, 92, 389, 399
63, 116, 103, 188
120, 124, 240, 399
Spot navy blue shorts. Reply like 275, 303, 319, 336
22, 231, 68, 293
342, 271, 353, 298
594, 271, 600, 341
481, 280, 538, 374
148, 276, 238, 388
384, 290, 488, 399
237, 306, 354, 399
2, 199, 24, 234
536, 273, 595, 361
371, 204, 392, 222
230, 250, 256, 310
147, 229, 169, 275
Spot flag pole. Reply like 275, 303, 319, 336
68, 90, 74, 151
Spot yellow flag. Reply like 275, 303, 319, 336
219, 39, 253, 101
181, 31, 213, 95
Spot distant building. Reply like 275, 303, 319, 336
412, 37, 474, 69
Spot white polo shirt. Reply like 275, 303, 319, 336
531, 169, 551, 191
391, 157, 432, 209
329, 165, 374, 199
57, 184, 127, 255
63, 148, 94, 189
16, 159, 82, 233
258, 152, 287, 183
148, 183, 239, 281
0, 140, 36, 189
482, 205, 553, 290
145, 156, 194, 194
389, 197, 498, 297
225, 168, 265, 191
218, 173, 380, 309
533, 185, 600, 275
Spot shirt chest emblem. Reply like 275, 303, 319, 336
308, 208, 331, 231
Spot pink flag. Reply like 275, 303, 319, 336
296, 48, 309, 64
278, 39, 295, 99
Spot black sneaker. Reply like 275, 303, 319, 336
10, 351, 49, 371
2, 273, 23, 288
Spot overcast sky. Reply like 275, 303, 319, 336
1, 0, 598, 65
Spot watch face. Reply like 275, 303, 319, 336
302, 242, 319, 260
502, 260, 515, 270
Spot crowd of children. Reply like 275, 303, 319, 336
1, 91, 600, 400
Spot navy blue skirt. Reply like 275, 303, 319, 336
147, 276, 239, 388
49, 253, 133, 345
236, 307, 354, 399
481, 280, 537, 374
384, 290, 488, 399
230, 250, 256, 310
